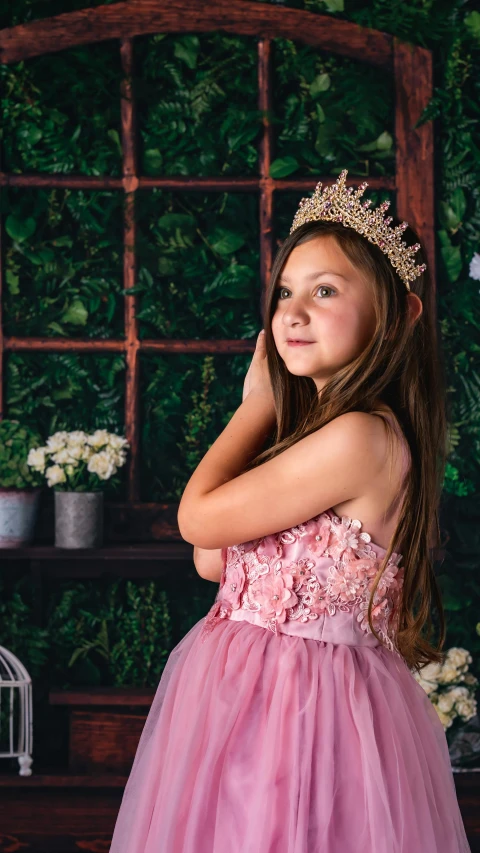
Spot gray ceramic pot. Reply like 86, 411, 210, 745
54, 490, 103, 549
0, 488, 41, 547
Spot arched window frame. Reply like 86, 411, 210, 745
0, 0, 435, 544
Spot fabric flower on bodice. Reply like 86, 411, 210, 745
200, 598, 232, 644
326, 560, 367, 607
355, 563, 404, 651
325, 515, 374, 561
246, 564, 298, 624
305, 515, 332, 557
221, 559, 246, 610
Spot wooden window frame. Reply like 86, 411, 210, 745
0, 0, 435, 547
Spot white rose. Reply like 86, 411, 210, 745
437, 689, 457, 713
46, 431, 69, 452
46, 464, 67, 487
108, 434, 129, 451
87, 451, 116, 480
27, 447, 46, 472
438, 664, 460, 685
108, 448, 127, 467
51, 448, 72, 465
448, 686, 470, 700
81, 445, 94, 461
66, 444, 85, 460
435, 708, 455, 729
456, 697, 477, 722
87, 429, 111, 449
67, 430, 89, 444
415, 676, 438, 696
446, 647, 472, 669
469, 251, 480, 281
417, 662, 443, 683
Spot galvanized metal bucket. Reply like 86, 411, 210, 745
0, 488, 41, 548
54, 490, 104, 549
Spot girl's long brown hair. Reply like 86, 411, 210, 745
244, 218, 448, 672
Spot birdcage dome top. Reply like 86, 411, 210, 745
0, 645, 31, 686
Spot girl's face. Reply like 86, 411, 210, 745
271, 235, 378, 393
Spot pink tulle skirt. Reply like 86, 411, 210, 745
109, 616, 471, 853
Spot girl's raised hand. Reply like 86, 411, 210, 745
242, 330, 274, 406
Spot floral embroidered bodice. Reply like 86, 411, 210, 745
200, 508, 405, 654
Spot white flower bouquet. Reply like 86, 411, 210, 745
412, 647, 478, 730
26, 429, 129, 491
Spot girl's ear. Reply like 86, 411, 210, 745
407, 292, 423, 328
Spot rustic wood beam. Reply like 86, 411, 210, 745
3, 338, 127, 352
394, 38, 436, 306
120, 38, 141, 502
0, 0, 393, 67
258, 37, 274, 317
0, 174, 397, 191
3, 337, 257, 352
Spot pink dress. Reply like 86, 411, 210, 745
109, 420, 471, 853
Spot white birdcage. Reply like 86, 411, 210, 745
0, 645, 33, 776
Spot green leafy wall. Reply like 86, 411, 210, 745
0, 0, 479, 765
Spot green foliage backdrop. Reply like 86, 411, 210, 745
1, 0, 480, 765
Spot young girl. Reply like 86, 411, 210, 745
109, 170, 471, 852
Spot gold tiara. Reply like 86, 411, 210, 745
289, 169, 427, 291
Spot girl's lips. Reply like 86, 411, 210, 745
286, 340, 314, 346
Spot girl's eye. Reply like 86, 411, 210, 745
276, 285, 335, 300
316, 285, 335, 298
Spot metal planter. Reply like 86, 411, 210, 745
54, 490, 104, 549
0, 488, 41, 548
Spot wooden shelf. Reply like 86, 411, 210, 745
0, 541, 201, 577
0, 771, 128, 787
49, 687, 155, 706
0, 541, 192, 559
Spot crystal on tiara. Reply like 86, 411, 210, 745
289, 169, 427, 290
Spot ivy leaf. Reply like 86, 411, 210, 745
315, 103, 326, 123
322, 0, 344, 10
47, 321, 67, 336
226, 125, 260, 151
37, 247, 55, 264
107, 128, 122, 157
358, 139, 378, 153
52, 236, 73, 248
18, 123, 43, 146
61, 299, 89, 326
269, 156, 299, 178
6, 270, 20, 295
376, 131, 393, 150
157, 213, 196, 234
309, 73, 331, 98
358, 131, 392, 152
140, 267, 154, 287
144, 148, 163, 174
106, 292, 116, 324
464, 11, 480, 41
439, 202, 461, 232
158, 256, 176, 276
173, 35, 200, 70
314, 120, 339, 157
5, 214, 36, 242
451, 186, 467, 222
439, 234, 462, 283
210, 228, 245, 256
